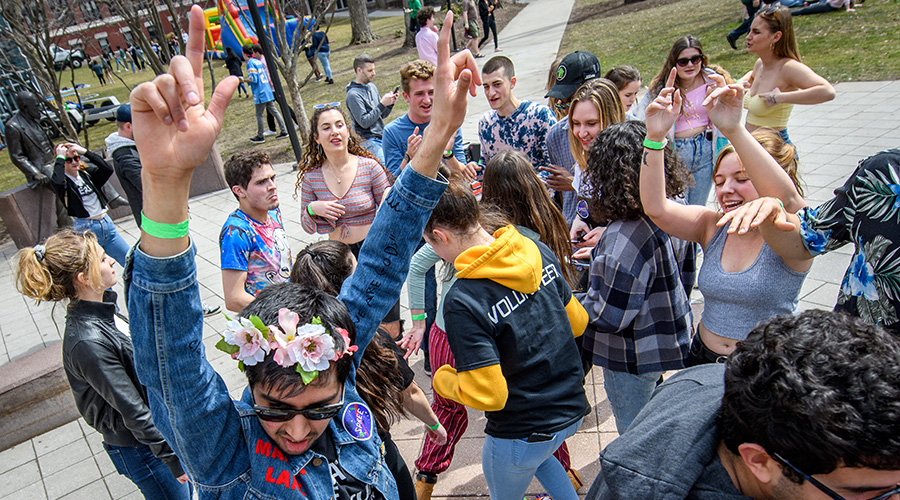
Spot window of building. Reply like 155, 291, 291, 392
80, 0, 101, 22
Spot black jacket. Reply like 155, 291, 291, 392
108, 138, 143, 226
62, 293, 184, 478
51, 150, 112, 218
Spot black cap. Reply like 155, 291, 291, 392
545, 51, 601, 100
116, 103, 131, 123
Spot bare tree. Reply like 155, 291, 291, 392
261, 0, 337, 139
0, 0, 80, 139
347, 0, 376, 44
159, 0, 186, 56
95, 0, 171, 74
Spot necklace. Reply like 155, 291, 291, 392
328, 162, 350, 183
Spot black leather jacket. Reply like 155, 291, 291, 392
62, 292, 184, 478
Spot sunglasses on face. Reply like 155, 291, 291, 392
252, 392, 344, 422
773, 453, 900, 500
675, 55, 703, 67
313, 102, 341, 109
65, 155, 80, 163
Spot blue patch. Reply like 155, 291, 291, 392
341, 402, 374, 441
576, 200, 590, 219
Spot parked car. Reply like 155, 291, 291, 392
50, 45, 87, 71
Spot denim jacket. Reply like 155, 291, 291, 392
125, 166, 448, 499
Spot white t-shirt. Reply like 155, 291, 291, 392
67, 172, 105, 217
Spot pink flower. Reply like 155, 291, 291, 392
295, 323, 335, 372
334, 327, 358, 360
222, 317, 271, 366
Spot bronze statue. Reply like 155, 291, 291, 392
6, 91, 56, 188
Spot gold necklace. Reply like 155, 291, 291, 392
328, 162, 350, 184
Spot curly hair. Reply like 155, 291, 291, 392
16, 230, 103, 303
718, 310, 900, 481
481, 150, 576, 286
584, 121, 688, 223
294, 104, 377, 195
399, 59, 435, 95
225, 151, 271, 200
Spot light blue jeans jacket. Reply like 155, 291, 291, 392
125, 166, 448, 499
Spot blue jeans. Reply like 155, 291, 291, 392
482, 418, 583, 500
602, 368, 663, 435
316, 52, 332, 79
675, 131, 714, 206
104, 443, 190, 500
73, 215, 132, 266
361, 137, 385, 166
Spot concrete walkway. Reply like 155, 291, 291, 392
1, 1, 899, 498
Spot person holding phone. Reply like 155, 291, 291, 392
346, 53, 397, 165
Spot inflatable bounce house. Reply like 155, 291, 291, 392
204, 0, 313, 58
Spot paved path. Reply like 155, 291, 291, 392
1, 1, 899, 497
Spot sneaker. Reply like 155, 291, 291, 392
315, 77, 323, 82
275, 132, 288, 139
423, 355, 432, 375
249, 136, 265, 143
414, 473, 437, 500
202, 302, 221, 317
726, 33, 738, 50
263, 129, 276, 136
326, 78, 334, 85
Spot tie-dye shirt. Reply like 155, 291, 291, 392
219, 208, 292, 296
478, 101, 557, 170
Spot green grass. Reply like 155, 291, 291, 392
559, 0, 900, 88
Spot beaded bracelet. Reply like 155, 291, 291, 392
141, 211, 189, 239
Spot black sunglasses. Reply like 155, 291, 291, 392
252, 392, 344, 422
65, 155, 81, 163
773, 453, 900, 500
675, 55, 703, 67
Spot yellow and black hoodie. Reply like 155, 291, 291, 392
433, 225, 590, 439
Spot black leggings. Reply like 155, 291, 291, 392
790, 0, 840, 15
479, 16, 498, 49
382, 431, 416, 500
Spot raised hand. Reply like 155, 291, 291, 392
702, 73, 744, 136
716, 197, 796, 235
406, 126, 422, 160
430, 10, 480, 138
130, 4, 239, 180
644, 68, 681, 141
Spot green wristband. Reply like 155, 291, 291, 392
141, 211, 189, 239
411, 313, 426, 321
427, 423, 440, 430
307, 204, 315, 216
643, 137, 668, 150
775, 197, 785, 211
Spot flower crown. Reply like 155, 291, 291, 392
215, 308, 358, 385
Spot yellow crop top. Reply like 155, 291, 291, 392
743, 93, 794, 129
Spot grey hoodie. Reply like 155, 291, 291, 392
104, 132, 143, 225
345, 80, 392, 140
586, 365, 752, 500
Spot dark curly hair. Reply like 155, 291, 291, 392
584, 121, 689, 222
224, 151, 271, 200
294, 104, 378, 195
718, 310, 900, 483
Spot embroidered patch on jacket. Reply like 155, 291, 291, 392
341, 402, 374, 441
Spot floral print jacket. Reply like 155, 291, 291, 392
798, 149, 900, 332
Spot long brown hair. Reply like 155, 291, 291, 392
481, 150, 576, 286
567, 78, 625, 171
16, 230, 102, 303
294, 104, 378, 194
288, 240, 408, 433
756, 5, 802, 62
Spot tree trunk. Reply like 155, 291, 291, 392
348, 0, 377, 44
402, 10, 415, 48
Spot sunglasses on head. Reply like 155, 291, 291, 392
252, 392, 344, 422
675, 55, 703, 67
773, 453, 900, 500
313, 102, 341, 109
65, 155, 80, 163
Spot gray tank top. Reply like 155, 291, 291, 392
698, 225, 808, 340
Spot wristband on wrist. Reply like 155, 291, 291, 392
57, 155, 66, 160
307, 204, 315, 216
443, 150, 454, 158
427, 423, 440, 430
774, 197, 785, 211
141, 211, 189, 239
411, 313, 426, 321
643, 137, 668, 150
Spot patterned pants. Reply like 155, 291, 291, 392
415, 324, 572, 475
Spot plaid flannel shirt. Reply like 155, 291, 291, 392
577, 216, 695, 374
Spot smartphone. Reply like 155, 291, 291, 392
394, 85, 401, 94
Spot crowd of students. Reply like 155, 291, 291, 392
13, 3, 900, 500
